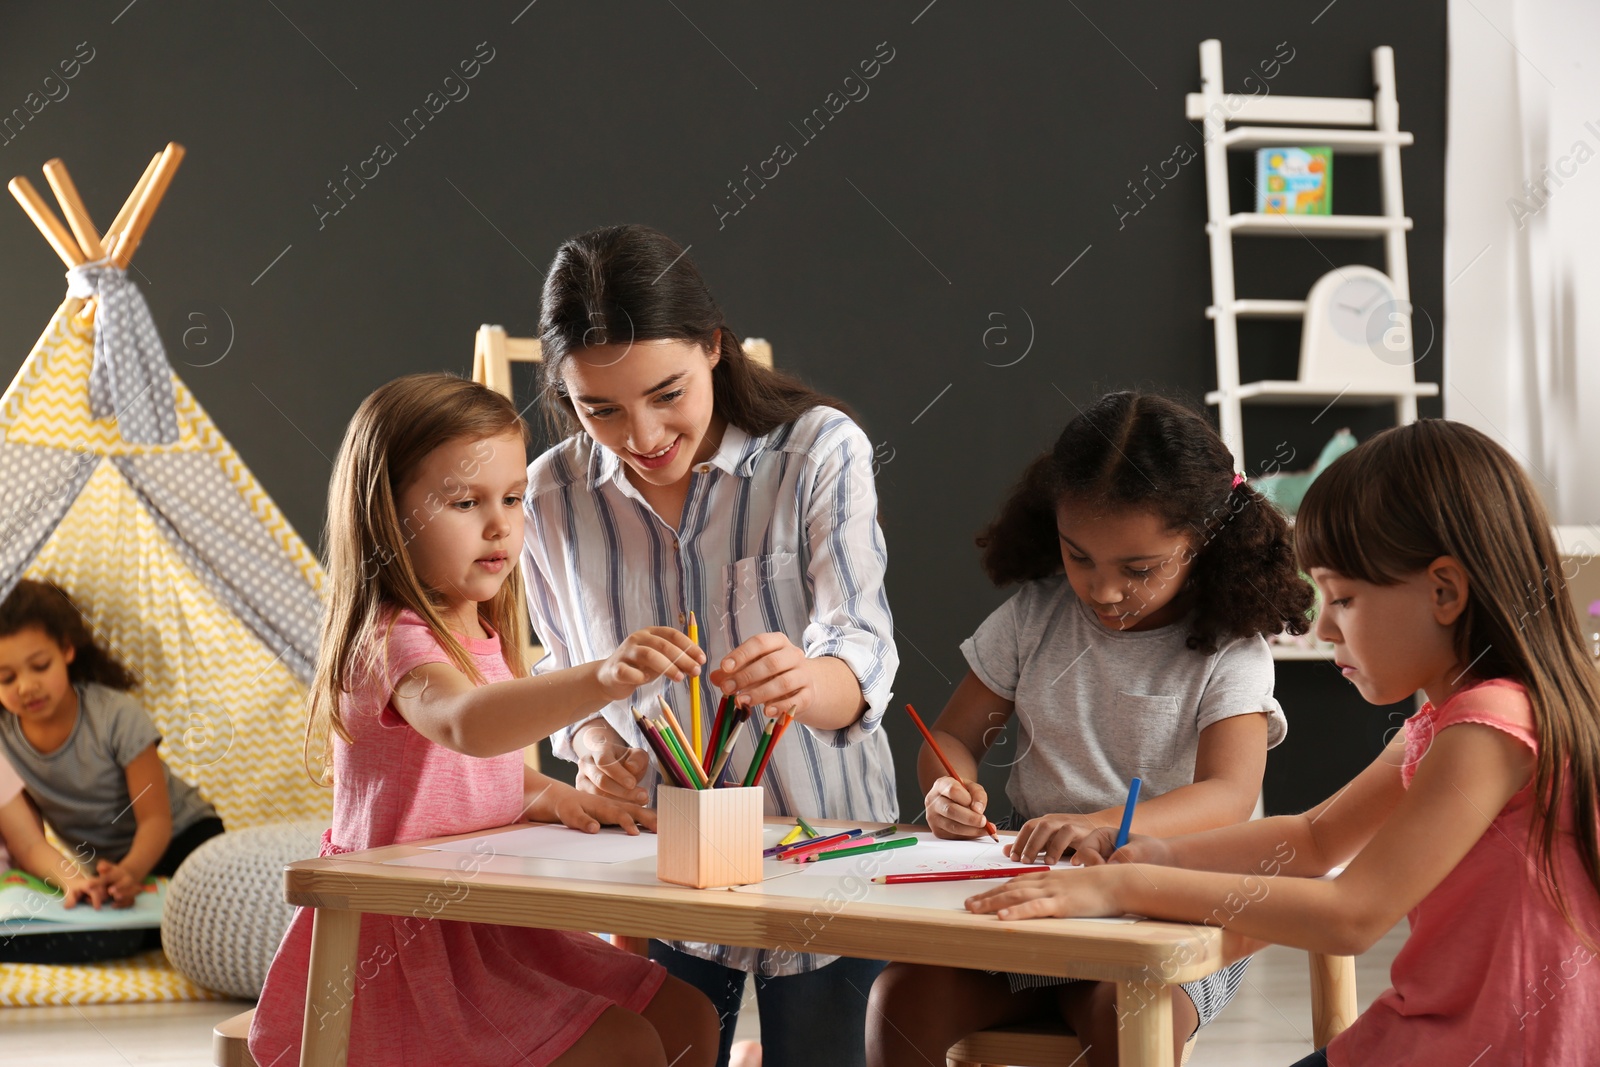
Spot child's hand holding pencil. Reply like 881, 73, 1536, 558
924, 775, 995, 840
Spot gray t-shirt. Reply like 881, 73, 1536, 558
960, 575, 1286, 821
0, 683, 216, 861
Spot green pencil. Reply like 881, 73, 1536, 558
807, 836, 916, 862
796, 815, 819, 839
741, 719, 776, 787
655, 714, 707, 789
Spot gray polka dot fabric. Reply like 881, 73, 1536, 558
65, 264, 181, 445
0, 441, 102, 602
113, 453, 320, 685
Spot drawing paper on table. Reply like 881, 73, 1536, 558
423, 823, 659, 864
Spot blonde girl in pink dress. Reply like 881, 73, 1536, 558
250, 374, 719, 1067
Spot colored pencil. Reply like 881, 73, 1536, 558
741, 717, 777, 787
778, 822, 807, 847
632, 709, 692, 789
749, 709, 793, 788
796, 816, 819, 839
805, 836, 916, 862
703, 693, 730, 770
642, 716, 697, 790
706, 703, 749, 785
871, 865, 1052, 885
774, 829, 860, 859
1114, 777, 1142, 850
653, 712, 708, 789
797, 827, 896, 857
656, 695, 698, 773
688, 612, 702, 759
904, 703, 999, 842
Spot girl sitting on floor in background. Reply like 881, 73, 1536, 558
966, 419, 1600, 1066
0, 579, 224, 963
249, 373, 717, 1067
869, 391, 1315, 1067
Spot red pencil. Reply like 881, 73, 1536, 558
904, 703, 1000, 842
870, 865, 1052, 885
749, 709, 794, 788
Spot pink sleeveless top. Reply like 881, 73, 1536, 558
1330, 678, 1600, 1065
249, 610, 663, 1066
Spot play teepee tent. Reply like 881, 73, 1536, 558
3, 144, 329, 829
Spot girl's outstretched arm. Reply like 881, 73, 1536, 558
0, 790, 108, 907
968, 721, 1534, 956
392, 626, 705, 759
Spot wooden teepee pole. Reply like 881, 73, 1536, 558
111, 142, 183, 269
8, 176, 84, 268
42, 159, 104, 261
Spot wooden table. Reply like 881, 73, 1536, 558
283, 820, 1319, 1067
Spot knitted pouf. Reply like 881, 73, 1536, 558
161, 821, 326, 998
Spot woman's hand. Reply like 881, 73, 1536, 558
1071, 827, 1175, 868
596, 627, 706, 702
1005, 813, 1105, 865
964, 866, 1127, 921
574, 722, 651, 804
709, 632, 815, 720
924, 775, 991, 839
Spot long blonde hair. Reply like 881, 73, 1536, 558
304, 373, 530, 783
1298, 419, 1600, 939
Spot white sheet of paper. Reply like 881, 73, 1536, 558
783, 831, 1040, 879
422, 824, 659, 864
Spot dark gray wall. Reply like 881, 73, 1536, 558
0, 2, 1445, 820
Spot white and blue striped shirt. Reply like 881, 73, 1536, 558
521, 405, 898, 976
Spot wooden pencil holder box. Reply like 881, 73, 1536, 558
656, 786, 764, 889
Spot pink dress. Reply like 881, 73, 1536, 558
1330, 678, 1600, 1066
250, 610, 664, 1066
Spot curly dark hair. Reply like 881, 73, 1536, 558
977, 392, 1314, 654
0, 579, 139, 690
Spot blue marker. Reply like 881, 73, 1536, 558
1114, 777, 1142, 850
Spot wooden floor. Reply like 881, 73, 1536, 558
0, 926, 1403, 1066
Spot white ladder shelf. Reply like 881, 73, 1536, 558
1190, 38, 1438, 468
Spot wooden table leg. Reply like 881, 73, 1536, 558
1117, 978, 1175, 1067
1310, 952, 1358, 1048
300, 908, 362, 1067
611, 934, 651, 957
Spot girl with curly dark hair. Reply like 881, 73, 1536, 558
869, 391, 1314, 1067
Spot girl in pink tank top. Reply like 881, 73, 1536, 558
963, 419, 1600, 1066
249, 374, 718, 1067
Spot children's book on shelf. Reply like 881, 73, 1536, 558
0, 869, 166, 935
1256, 147, 1332, 214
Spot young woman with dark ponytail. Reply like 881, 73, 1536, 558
869, 391, 1314, 1067
522, 224, 898, 1067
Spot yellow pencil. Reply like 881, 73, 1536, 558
688, 611, 702, 759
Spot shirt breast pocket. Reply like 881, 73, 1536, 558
1115, 691, 1188, 774
717, 552, 804, 648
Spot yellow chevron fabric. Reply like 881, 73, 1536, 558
25, 461, 329, 828
0, 949, 225, 1006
